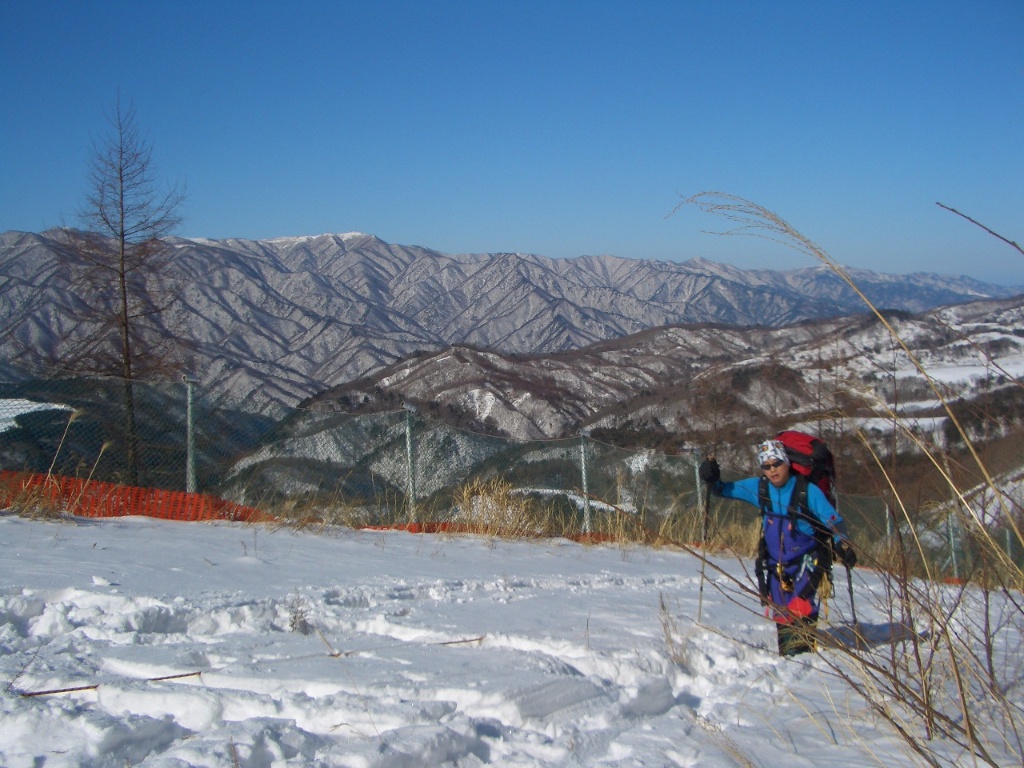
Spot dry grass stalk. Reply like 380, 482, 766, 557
451, 477, 553, 540
678, 190, 1023, 767
658, 591, 691, 671
8, 479, 69, 522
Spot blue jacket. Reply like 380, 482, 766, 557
712, 473, 847, 614
712, 474, 846, 547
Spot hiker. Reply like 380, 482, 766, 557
699, 439, 857, 656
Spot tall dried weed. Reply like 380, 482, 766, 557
679, 191, 1024, 767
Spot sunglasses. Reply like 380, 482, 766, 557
761, 460, 785, 471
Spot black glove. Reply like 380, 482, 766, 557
698, 458, 720, 485
835, 540, 857, 569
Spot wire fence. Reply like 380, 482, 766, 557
1, 374, 1015, 576
0, 376, 706, 533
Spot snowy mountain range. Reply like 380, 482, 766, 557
0, 228, 1020, 414
298, 295, 1024, 456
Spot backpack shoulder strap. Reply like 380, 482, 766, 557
759, 475, 807, 521
757, 476, 770, 516
791, 474, 835, 566
787, 474, 808, 520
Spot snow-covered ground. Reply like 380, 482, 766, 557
0, 514, 1019, 767
0, 398, 71, 434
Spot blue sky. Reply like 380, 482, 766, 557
2, 1, 1022, 285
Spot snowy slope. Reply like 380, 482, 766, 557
2, 514, 1018, 767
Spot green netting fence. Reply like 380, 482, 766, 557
0, 376, 706, 534
1, 374, 1015, 576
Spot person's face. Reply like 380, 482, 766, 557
761, 458, 790, 488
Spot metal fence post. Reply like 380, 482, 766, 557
184, 375, 197, 493
404, 404, 417, 522
692, 454, 700, 509
579, 431, 591, 534
947, 509, 959, 581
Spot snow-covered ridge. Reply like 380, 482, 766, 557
312, 299, 1024, 443
1, 228, 1020, 412
263, 231, 371, 245
174, 232, 372, 247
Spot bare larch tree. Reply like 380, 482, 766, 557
61, 97, 186, 484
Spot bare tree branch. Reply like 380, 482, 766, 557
936, 202, 1023, 258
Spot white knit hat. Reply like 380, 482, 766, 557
757, 439, 791, 467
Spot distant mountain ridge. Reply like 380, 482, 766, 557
0, 228, 1019, 409
308, 294, 1024, 443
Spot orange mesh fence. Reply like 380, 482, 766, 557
0, 470, 273, 523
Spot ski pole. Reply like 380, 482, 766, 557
845, 564, 862, 648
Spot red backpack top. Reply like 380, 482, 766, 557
774, 430, 836, 507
